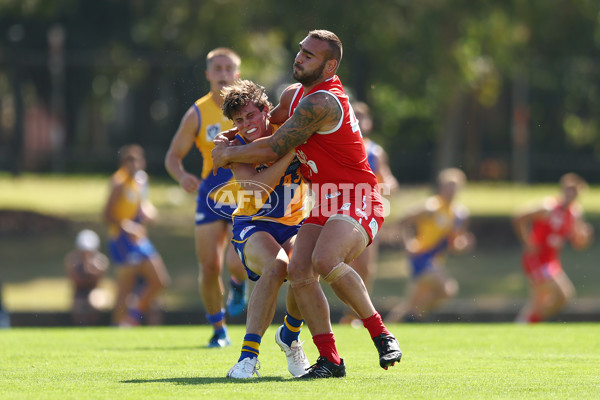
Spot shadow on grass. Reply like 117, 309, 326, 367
121, 376, 288, 385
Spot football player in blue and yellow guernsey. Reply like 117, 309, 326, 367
386, 168, 475, 323
216, 80, 311, 379
104, 145, 171, 326
165, 48, 248, 347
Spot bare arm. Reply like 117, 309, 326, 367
65, 252, 107, 288
103, 179, 123, 226
103, 180, 147, 239
164, 106, 202, 193
140, 199, 158, 224
268, 83, 300, 125
212, 127, 240, 147
231, 152, 296, 193
268, 91, 341, 155
211, 91, 341, 171
399, 207, 430, 253
448, 208, 475, 253
569, 207, 594, 250
374, 148, 399, 194
512, 207, 547, 251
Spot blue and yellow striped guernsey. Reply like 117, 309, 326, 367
231, 125, 308, 226
107, 167, 145, 238
412, 194, 468, 255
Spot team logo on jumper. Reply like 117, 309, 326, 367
296, 149, 318, 176
369, 218, 379, 238
206, 124, 221, 141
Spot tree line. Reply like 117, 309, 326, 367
0, 0, 598, 182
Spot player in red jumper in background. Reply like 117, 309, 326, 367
512, 173, 594, 323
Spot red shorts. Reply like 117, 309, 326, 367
522, 253, 562, 283
304, 189, 385, 246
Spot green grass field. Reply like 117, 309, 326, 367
1, 324, 599, 399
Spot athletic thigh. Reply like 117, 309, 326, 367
311, 218, 367, 275
244, 231, 289, 277
114, 266, 140, 292
194, 220, 229, 266
139, 255, 170, 286
287, 224, 321, 281
551, 271, 575, 299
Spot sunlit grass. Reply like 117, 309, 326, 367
3, 174, 600, 225
0, 173, 196, 222
388, 182, 600, 219
1, 324, 599, 399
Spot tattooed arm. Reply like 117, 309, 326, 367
211, 91, 342, 170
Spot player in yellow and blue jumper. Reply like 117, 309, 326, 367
104, 145, 171, 326
386, 168, 475, 323
216, 80, 311, 379
165, 48, 248, 347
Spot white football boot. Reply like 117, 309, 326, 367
275, 325, 310, 377
227, 357, 260, 379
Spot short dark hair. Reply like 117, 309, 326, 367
118, 144, 144, 163
308, 30, 343, 65
221, 80, 272, 120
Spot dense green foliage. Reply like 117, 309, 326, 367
0, 1, 599, 181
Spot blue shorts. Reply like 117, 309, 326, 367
108, 232, 157, 266
409, 252, 437, 279
195, 186, 236, 225
231, 218, 302, 281
409, 240, 448, 279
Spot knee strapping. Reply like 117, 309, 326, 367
290, 276, 319, 289
323, 262, 353, 284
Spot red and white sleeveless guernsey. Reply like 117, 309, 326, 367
522, 199, 578, 282
288, 75, 384, 244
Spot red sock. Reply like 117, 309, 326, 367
313, 333, 341, 365
361, 312, 391, 339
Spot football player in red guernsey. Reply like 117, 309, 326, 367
212, 30, 401, 378
513, 173, 594, 323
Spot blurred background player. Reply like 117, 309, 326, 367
0, 281, 9, 328
64, 229, 109, 325
104, 144, 171, 326
340, 101, 399, 325
386, 168, 475, 323
165, 48, 247, 347
512, 173, 594, 323
219, 80, 309, 379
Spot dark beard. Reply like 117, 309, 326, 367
293, 61, 326, 86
